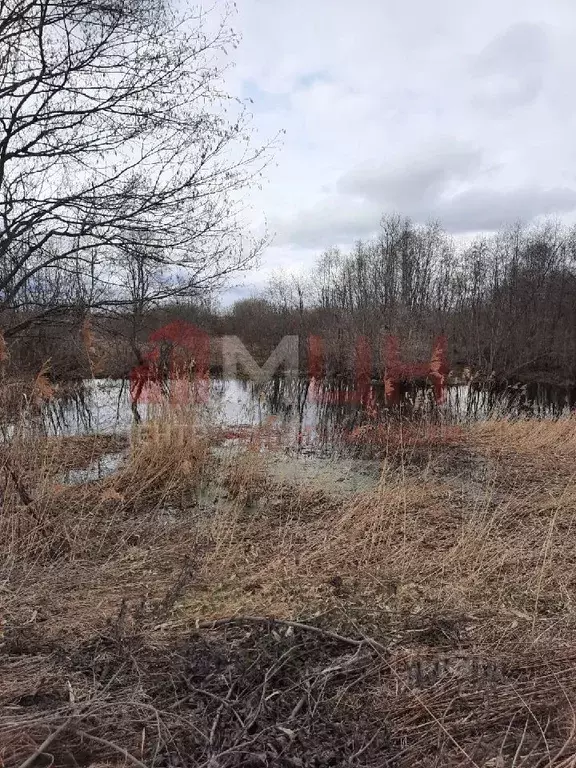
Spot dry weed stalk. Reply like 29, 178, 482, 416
31, 361, 55, 403
0, 329, 9, 364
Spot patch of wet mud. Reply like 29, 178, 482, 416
262, 453, 382, 496
60, 450, 126, 485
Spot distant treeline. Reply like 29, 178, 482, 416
5, 216, 576, 386
225, 215, 576, 386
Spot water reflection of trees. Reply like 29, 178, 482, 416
254, 376, 576, 454
10, 375, 576, 443
40, 380, 129, 437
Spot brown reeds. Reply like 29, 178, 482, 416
2, 396, 576, 766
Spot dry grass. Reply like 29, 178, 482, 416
2, 407, 576, 766
186, 435, 576, 623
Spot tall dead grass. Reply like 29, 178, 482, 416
3, 403, 576, 766
187, 418, 576, 629
0, 405, 214, 642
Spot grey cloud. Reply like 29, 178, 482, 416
338, 142, 484, 208
273, 185, 576, 249
433, 186, 576, 233
473, 23, 550, 73
275, 151, 576, 247
333, 142, 576, 234
273, 199, 381, 248
470, 23, 550, 110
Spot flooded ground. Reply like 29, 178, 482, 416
35, 376, 576, 439
16, 376, 570, 488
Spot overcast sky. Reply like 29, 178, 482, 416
222, 0, 576, 302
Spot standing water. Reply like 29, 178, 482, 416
35, 376, 576, 441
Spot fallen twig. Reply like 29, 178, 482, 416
193, 615, 389, 655
4, 457, 33, 507
77, 731, 150, 768
18, 716, 74, 768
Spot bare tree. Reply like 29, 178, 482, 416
257, 215, 576, 386
0, 0, 272, 338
